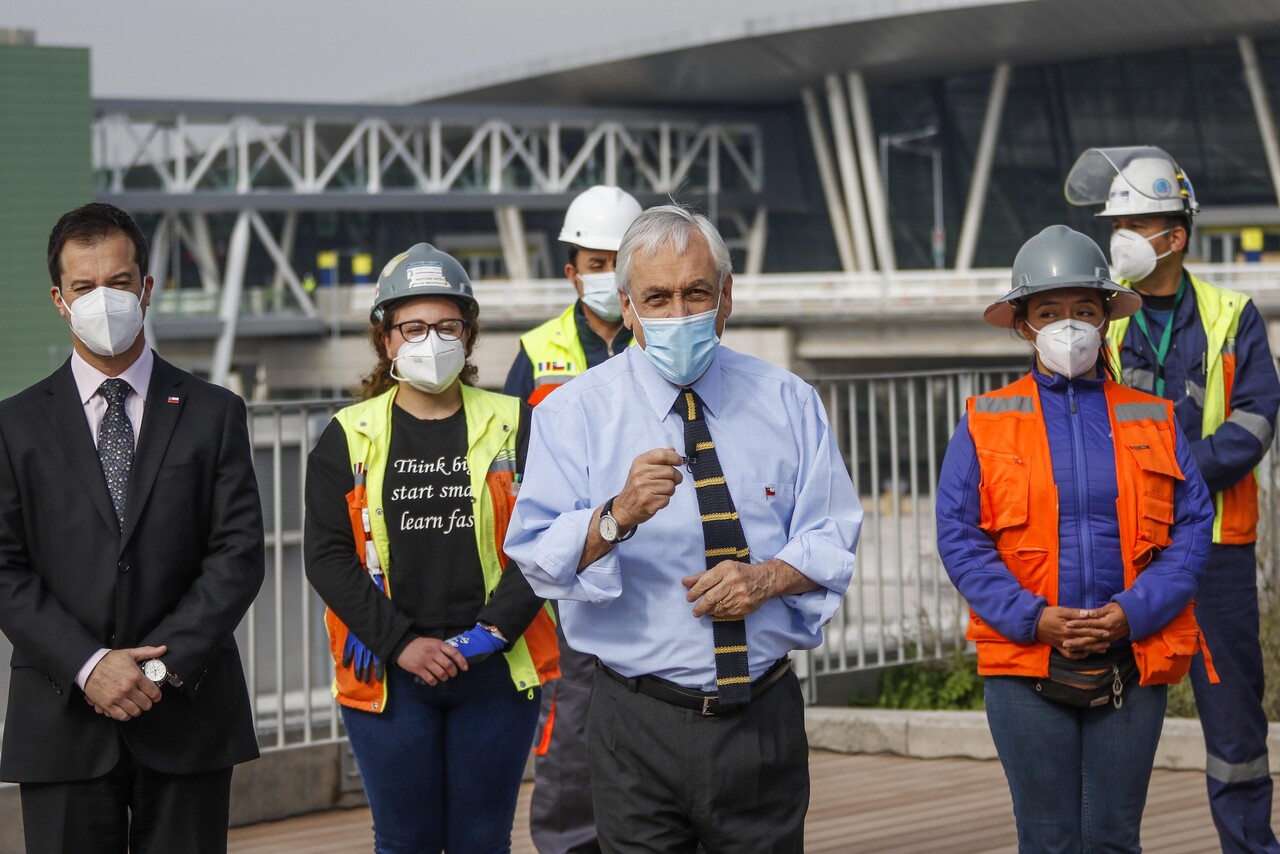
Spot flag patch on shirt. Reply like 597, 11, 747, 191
765, 486, 776, 497
537, 361, 575, 373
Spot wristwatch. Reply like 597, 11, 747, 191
141, 659, 182, 688
598, 495, 636, 545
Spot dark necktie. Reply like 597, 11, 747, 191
98, 378, 134, 529
676, 389, 752, 705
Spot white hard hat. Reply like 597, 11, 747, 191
1064, 146, 1199, 218
558, 186, 643, 252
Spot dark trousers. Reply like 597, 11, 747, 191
1189, 542, 1280, 853
531, 623, 601, 854
587, 666, 809, 854
20, 750, 233, 854
342, 658, 541, 854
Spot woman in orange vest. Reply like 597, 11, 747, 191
936, 226, 1215, 852
305, 244, 559, 853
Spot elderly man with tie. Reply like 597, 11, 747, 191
505, 204, 861, 853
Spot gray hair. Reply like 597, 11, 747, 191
615, 204, 732, 294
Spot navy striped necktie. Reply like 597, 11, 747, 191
675, 389, 752, 705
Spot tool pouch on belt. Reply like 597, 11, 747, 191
1032, 645, 1138, 709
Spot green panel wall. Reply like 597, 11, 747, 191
0, 45, 92, 397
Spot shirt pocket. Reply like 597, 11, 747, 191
1123, 440, 1182, 557
738, 481, 795, 562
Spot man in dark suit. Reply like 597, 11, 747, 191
0, 203, 265, 853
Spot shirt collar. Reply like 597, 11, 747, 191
626, 344, 724, 421
70, 345, 154, 406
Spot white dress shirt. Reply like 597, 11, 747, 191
69, 346, 154, 689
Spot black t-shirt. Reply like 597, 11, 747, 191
382, 404, 484, 636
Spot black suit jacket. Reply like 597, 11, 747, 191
0, 355, 265, 782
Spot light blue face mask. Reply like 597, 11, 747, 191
635, 296, 722, 386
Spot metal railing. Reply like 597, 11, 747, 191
2, 365, 1278, 753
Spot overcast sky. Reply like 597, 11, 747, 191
7, 0, 852, 103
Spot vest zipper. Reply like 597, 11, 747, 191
1067, 383, 1096, 607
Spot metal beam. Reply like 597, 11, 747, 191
744, 206, 769, 276
955, 62, 1012, 272
211, 211, 251, 388
1239, 36, 1280, 206
847, 72, 896, 273
800, 87, 857, 273
825, 74, 874, 273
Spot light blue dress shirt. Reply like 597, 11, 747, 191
504, 344, 862, 691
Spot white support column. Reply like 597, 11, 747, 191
955, 62, 1012, 271
800, 87, 857, 273
235, 120, 250, 194
144, 215, 170, 349
744, 206, 769, 276
190, 214, 221, 293
250, 211, 317, 318
847, 71, 896, 273
272, 212, 298, 311
1239, 36, 1280, 205
367, 123, 382, 193
495, 206, 530, 281
211, 211, 251, 389
825, 74, 874, 272
303, 118, 316, 191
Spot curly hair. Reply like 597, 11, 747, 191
356, 296, 481, 400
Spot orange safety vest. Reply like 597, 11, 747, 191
966, 374, 1215, 686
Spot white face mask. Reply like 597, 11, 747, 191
64, 287, 146, 357
579, 272, 622, 321
1109, 228, 1172, 283
1026, 317, 1104, 380
391, 332, 466, 394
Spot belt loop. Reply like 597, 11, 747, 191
625, 676, 640, 693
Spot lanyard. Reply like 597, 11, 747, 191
1129, 276, 1185, 398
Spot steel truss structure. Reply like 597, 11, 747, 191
93, 100, 769, 386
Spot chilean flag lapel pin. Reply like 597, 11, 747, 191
166, 395, 181, 404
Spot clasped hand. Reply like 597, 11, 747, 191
83, 644, 168, 721
1036, 602, 1130, 659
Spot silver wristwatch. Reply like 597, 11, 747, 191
598, 495, 636, 545
141, 659, 183, 688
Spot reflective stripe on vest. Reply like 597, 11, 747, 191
1107, 272, 1259, 544
324, 385, 561, 713
965, 374, 1213, 685
521, 306, 588, 406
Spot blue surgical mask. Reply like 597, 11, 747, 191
635, 297, 722, 386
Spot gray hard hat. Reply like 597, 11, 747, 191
370, 243, 476, 323
983, 225, 1142, 328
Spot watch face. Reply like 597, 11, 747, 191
599, 514, 620, 543
142, 659, 167, 682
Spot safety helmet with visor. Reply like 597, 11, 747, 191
1064, 146, 1199, 218
984, 225, 1142, 328
558, 186, 643, 252
370, 243, 476, 324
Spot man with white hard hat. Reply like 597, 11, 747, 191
1068, 146, 1280, 853
504, 185, 642, 854
503, 185, 643, 407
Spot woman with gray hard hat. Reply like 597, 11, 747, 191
305, 243, 560, 852
936, 225, 1216, 852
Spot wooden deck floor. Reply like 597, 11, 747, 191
228, 751, 1275, 852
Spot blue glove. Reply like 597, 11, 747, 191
342, 631, 384, 684
444, 623, 506, 662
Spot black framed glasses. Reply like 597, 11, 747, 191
391, 319, 467, 343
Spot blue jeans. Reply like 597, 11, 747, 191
984, 674, 1167, 853
342, 657, 541, 854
